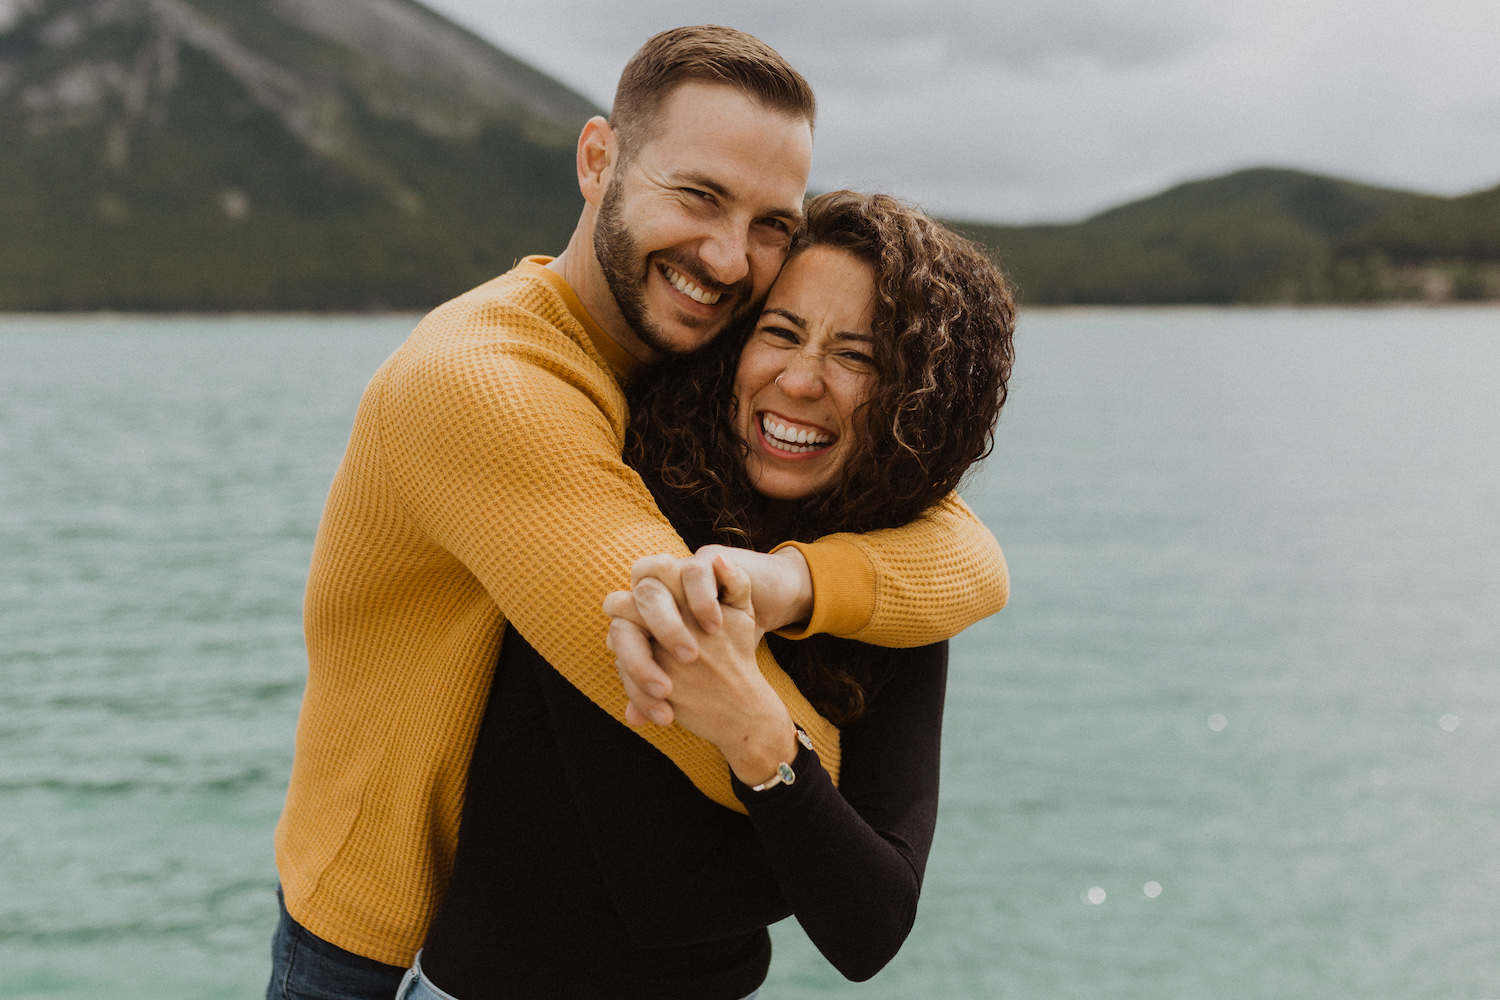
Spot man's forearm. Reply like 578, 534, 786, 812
783, 493, 1008, 646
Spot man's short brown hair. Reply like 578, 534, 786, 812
610, 25, 816, 163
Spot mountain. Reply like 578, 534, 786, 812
953, 168, 1428, 306
1329, 184, 1500, 300
0, 0, 601, 310
2, 4, 1494, 310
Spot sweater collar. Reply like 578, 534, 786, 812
518, 256, 642, 383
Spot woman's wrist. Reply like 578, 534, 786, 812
722, 702, 800, 787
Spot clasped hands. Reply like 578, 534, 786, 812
603, 545, 812, 785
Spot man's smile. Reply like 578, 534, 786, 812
660, 263, 723, 305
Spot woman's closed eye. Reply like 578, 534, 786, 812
836, 347, 875, 368
759, 324, 802, 346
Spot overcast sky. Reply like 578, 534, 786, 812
428, 0, 1496, 223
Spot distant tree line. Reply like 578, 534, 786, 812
955, 169, 1500, 307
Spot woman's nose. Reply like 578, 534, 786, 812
775, 357, 825, 398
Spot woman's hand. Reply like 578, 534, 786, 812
604, 545, 812, 728
611, 556, 799, 787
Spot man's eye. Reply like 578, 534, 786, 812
684, 188, 713, 203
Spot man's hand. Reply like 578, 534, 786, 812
603, 545, 813, 728
711, 545, 814, 635
610, 556, 797, 785
627, 544, 813, 637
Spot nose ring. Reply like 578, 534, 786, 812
775, 374, 784, 388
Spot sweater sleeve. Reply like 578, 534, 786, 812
776, 492, 1009, 646
377, 310, 840, 812
731, 644, 948, 980
534, 639, 948, 980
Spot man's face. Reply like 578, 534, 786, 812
593, 81, 814, 357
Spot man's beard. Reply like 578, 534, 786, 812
593, 176, 759, 358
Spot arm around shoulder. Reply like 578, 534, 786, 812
376, 313, 838, 809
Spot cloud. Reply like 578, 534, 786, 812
423, 0, 1218, 106
776, 0, 1218, 71
423, 0, 1500, 222
0, 0, 26, 32
582, 0, 1219, 71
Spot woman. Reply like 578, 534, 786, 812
403, 191, 1015, 999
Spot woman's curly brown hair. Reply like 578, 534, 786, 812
626, 190, 1016, 722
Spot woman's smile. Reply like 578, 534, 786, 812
754, 410, 836, 457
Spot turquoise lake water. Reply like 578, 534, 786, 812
1, 307, 1497, 998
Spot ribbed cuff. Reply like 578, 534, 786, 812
770, 537, 877, 640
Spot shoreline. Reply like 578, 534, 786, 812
1, 301, 1498, 321
0, 311, 428, 322
1014, 299, 1500, 314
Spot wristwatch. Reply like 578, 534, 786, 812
750, 727, 815, 792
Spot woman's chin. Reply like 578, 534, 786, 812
745, 457, 825, 502
758, 482, 816, 501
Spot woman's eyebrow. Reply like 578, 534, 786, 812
761, 310, 871, 343
762, 307, 806, 327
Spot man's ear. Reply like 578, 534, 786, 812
577, 116, 617, 207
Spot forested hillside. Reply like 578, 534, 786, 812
1328, 184, 1500, 301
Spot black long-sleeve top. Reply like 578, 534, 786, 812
420, 480, 948, 999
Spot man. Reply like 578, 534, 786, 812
267, 25, 1007, 1000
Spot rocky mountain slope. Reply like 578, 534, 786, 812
0, 0, 600, 309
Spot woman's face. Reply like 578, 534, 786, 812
733, 246, 879, 500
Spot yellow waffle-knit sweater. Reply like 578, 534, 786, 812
275, 258, 1009, 965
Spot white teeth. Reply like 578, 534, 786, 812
760, 413, 832, 453
663, 265, 722, 305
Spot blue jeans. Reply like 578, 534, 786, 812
397, 952, 761, 1000
395, 955, 456, 1000
266, 892, 762, 1000
266, 886, 408, 1000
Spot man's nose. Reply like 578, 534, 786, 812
697, 224, 750, 286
